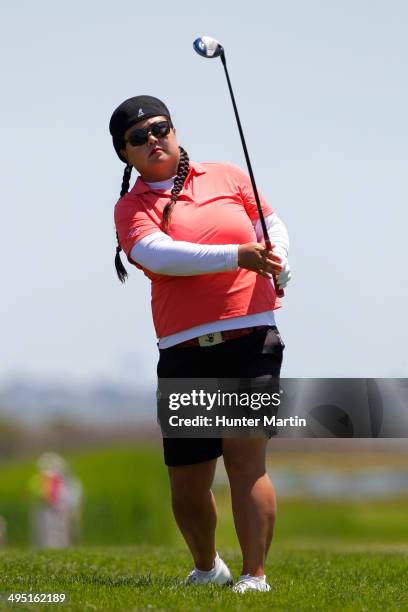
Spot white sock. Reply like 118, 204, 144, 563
239, 573, 266, 582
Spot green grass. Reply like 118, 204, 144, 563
1, 448, 407, 609
0, 546, 407, 611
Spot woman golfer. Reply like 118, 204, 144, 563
109, 95, 291, 593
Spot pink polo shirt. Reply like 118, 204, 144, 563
114, 161, 281, 337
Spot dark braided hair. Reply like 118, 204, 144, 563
161, 146, 190, 231
114, 147, 190, 283
114, 164, 132, 283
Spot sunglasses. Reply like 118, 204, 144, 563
125, 120, 171, 147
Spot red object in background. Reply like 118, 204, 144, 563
42, 472, 63, 506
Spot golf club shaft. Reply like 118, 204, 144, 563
219, 50, 284, 297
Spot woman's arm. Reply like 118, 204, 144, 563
130, 233, 279, 279
253, 213, 289, 258
130, 232, 239, 275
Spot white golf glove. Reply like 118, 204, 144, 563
253, 213, 292, 290
273, 247, 292, 290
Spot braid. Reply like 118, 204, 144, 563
120, 163, 132, 197
161, 146, 190, 232
114, 164, 132, 283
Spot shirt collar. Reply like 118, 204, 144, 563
131, 160, 206, 195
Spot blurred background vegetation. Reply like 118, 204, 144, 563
0, 421, 407, 550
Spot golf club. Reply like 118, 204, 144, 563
193, 35, 284, 297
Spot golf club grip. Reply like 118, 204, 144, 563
264, 237, 284, 298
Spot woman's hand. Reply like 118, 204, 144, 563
238, 242, 282, 279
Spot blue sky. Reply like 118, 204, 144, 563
1, 0, 407, 389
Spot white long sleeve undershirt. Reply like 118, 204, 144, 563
253, 215, 290, 258
130, 233, 239, 275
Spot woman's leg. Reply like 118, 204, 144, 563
223, 438, 276, 576
168, 458, 218, 571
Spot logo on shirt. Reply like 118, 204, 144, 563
128, 228, 140, 238
137, 108, 144, 117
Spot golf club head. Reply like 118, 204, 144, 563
193, 36, 223, 58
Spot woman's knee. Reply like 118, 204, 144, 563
168, 459, 217, 500
222, 439, 267, 479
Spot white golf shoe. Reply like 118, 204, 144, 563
185, 552, 233, 586
232, 574, 271, 593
